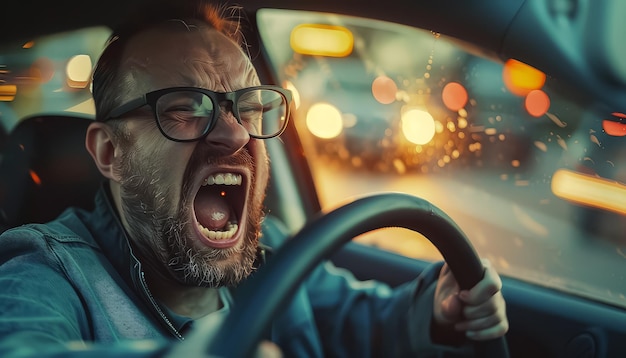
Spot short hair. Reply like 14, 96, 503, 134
92, 0, 246, 122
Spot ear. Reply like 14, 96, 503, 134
85, 121, 120, 181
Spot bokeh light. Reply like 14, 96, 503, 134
603, 120, 626, 137
306, 102, 343, 139
66, 54, 92, 89
442, 82, 468, 111
0, 85, 17, 101
29, 170, 42, 186
30, 57, 55, 83
290, 24, 353, 57
525, 89, 550, 117
552, 168, 626, 215
372, 75, 397, 104
401, 108, 436, 145
503, 59, 546, 96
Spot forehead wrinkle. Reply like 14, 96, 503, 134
185, 57, 259, 92
119, 25, 260, 95
181, 59, 221, 89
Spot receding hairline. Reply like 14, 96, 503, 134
92, 1, 251, 121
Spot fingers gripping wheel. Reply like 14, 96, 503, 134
171, 192, 509, 357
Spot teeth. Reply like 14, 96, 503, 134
198, 222, 239, 240
202, 173, 242, 186
197, 173, 242, 241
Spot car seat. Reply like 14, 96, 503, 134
0, 114, 103, 232
0, 124, 7, 150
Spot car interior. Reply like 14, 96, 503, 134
0, 115, 102, 231
1, 0, 626, 357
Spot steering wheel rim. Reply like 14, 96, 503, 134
176, 192, 509, 357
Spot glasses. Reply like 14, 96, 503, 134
103, 85, 292, 142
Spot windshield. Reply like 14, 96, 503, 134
257, 9, 626, 308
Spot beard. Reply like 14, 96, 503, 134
116, 140, 266, 288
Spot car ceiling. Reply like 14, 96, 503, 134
2, 0, 625, 113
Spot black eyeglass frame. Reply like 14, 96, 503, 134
102, 85, 293, 142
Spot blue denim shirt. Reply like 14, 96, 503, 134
0, 186, 471, 357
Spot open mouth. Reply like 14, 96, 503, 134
193, 172, 246, 244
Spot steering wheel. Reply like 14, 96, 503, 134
171, 192, 509, 357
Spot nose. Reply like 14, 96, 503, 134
203, 109, 250, 155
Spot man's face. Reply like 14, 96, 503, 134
110, 23, 269, 287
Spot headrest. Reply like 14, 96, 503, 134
0, 114, 103, 231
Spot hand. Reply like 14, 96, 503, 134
433, 259, 508, 341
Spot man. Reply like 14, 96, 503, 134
0, 0, 508, 356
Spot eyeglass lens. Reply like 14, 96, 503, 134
154, 89, 288, 140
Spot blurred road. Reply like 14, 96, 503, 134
311, 161, 626, 308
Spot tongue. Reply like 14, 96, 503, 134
194, 188, 231, 230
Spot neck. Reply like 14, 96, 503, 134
145, 269, 222, 319
108, 183, 222, 319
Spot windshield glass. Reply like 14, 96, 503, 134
257, 9, 626, 309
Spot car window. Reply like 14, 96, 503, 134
0, 26, 110, 132
257, 9, 626, 309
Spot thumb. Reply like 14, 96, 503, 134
439, 292, 463, 324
